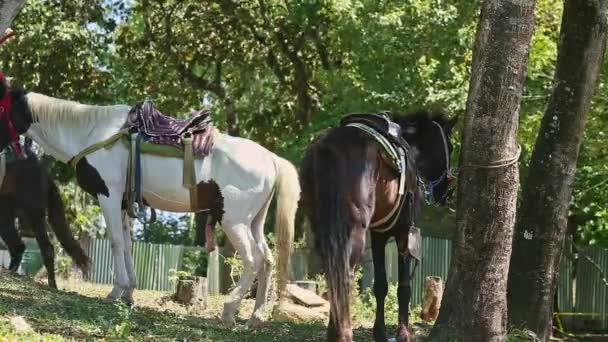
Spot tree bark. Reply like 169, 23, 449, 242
508, 1, 607, 340
0, 0, 27, 35
429, 1, 536, 341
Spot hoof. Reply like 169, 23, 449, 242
120, 296, 135, 308
221, 315, 236, 328
247, 314, 265, 329
103, 295, 119, 303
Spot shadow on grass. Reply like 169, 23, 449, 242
0, 273, 376, 341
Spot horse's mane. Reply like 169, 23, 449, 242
26, 92, 128, 129
392, 109, 453, 127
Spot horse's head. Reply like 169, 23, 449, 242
0, 74, 33, 151
395, 111, 457, 205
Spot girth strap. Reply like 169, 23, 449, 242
182, 133, 198, 211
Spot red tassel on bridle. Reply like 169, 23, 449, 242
0, 30, 22, 157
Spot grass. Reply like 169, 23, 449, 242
0, 271, 381, 341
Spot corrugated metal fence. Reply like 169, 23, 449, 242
10, 236, 607, 330
554, 240, 608, 331
86, 239, 186, 292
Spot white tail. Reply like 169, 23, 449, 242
272, 155, 300, 302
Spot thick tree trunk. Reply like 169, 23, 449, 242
0, 0, 26, 35
429, 1, 536, 341
508, 1, 607, 340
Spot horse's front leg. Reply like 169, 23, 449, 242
396, 254, 414, 342
98, 189, 130, 302
371, 232, 389, 342
120, 211, 137, 306
0, 199, 25, 272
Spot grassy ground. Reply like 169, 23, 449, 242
0, 271, 379, 341
1, 271, 604, 341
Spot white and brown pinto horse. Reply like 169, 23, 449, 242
0, 85, 300, 326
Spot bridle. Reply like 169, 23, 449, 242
0, 31, 22, 157
421, 120, 455, 205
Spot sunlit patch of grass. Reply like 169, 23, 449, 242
0, 273, 371, 341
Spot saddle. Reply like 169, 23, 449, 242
340, 112, 414, 236
340, 112, 409, 150
126, 101, 215, 156
124, 101, 217, 219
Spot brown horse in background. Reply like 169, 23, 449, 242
300, 111, 456, 342
0, 144, 90, 289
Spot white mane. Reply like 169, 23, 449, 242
25, 92, 129, 131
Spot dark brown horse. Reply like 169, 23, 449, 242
0, 143, 90, 289
300, 111, 456, 342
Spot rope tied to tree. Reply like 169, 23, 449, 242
455, 144, 522, 174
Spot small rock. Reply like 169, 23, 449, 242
273, 302, 327, 323
9, 316, 31, 332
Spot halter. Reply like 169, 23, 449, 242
423, 121, 454, 204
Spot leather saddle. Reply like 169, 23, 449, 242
340, 112, 408, 149
126, 101, 215, 156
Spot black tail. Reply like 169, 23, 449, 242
314, 145, 351, 332
46, 179, 90, 273
302, 130, 376, 336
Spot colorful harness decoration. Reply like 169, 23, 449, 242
0, 72, 22, 158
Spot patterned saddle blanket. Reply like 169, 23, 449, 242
126, 101, 215, 156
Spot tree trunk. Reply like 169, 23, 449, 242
173, 275, 208, 307
223, 97, 240, 137
429, 1, 536, 341
0, 0, 27, 35
507, 1, 607, 340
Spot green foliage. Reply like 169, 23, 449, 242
0, 0, 605, 245
59, 182, 105, 238
106, 303, 133, 340
135, 214, 192, 245
179, 249, 208, 277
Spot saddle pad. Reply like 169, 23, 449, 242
120, 137, 205, 159
126, 101, 215, 156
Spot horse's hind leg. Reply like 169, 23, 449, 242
221, 221, 263, 326
248, 196, 274, 327
22, 210, 57, 289
371, 232, 390, 342
396, 254, 414, 342
0, 199, 24, 272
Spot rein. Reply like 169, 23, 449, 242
424, 120, 522, 205
423, 121, 454, 205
